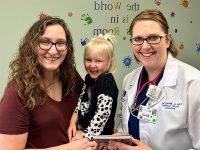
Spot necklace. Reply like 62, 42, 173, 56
43, 80, 62, 102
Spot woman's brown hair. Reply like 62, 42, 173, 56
9, 16, 76, 109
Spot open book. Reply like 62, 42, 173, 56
92, 135, 133, 150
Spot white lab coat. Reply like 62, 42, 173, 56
119, 53, 200, 150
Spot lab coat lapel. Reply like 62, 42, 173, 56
126, 69, 142, 107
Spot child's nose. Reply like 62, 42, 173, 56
90, 62, 96, 68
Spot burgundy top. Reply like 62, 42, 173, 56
0, 74, 83, 148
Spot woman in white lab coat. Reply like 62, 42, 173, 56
109, 9, 200, 150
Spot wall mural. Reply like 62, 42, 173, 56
36, 0, 197, 69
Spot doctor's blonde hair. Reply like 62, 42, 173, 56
84, 33, 116, 73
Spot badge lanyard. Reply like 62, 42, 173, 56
129, 85, 161, 124
129, 68, 163, 124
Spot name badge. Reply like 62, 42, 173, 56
137, 105, 157, 124
146, 85, 161, 101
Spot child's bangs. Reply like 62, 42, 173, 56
86, 44, 108, 58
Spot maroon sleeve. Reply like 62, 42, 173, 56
0, 84, 29, 134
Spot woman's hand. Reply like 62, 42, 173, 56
66, 138, 97, 150
67, 123, 77, 142
71, 130, 84, 141
108, 138, 153, 150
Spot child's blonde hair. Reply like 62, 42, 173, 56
84, 33, 116, 73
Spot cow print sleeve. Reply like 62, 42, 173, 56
83, 94, 113, 137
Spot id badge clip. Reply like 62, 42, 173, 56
146, 85, 161, 101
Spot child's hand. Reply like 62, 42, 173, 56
71, 130, 84, 141
67, 123, 77, 142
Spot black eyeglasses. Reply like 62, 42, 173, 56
130, 34, 167, 45
39, 39, 68, 52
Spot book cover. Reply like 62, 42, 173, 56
92, 135, 133, 150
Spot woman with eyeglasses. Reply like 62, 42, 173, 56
0, 16, 97, 150
108, 9, 200, 150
